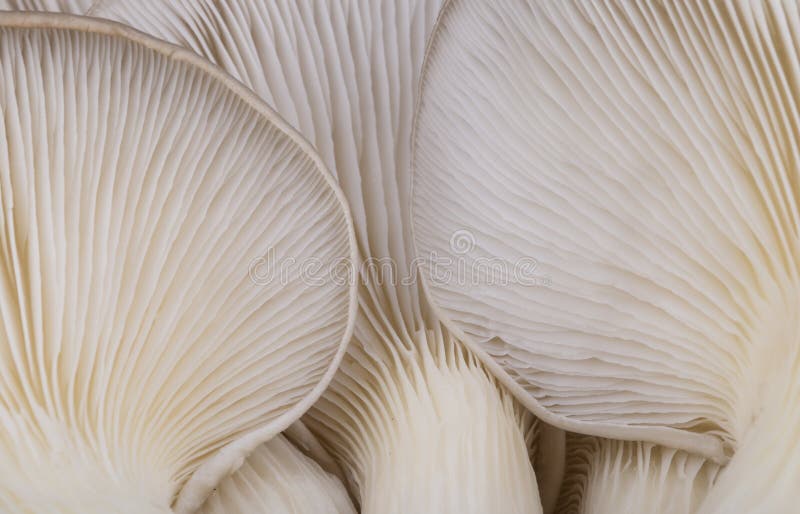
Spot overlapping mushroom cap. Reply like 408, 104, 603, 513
413, 0, 800, 511
90, 0, 441, 319
0, 13, 356, 513
7, 0, 796, 512
92, 1, 554, 512
413, 0, 800, 457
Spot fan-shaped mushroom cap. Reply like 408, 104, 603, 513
93, 1, 554, 511
198, 435, 355, 514
90, 0, 440, 314
0, 13, 356, 514
410, 0, 800, 467
0, 0, 90, 13
556, 436, 719, 514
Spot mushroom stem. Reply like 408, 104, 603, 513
198, 435, 355, 514
305, 326, 544, 514
556, 435, 719, 514
698, 342, 800, 514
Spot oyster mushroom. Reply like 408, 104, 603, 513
0, 13, 356, 514
92, 1, 550, 512
412, 0, 800, 512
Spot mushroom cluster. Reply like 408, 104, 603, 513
0, 1, 795, 513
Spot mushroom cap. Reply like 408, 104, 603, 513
91, 0, 441, 330
0, 13, 357, 512
411, 0, 800, 463
92, 2, 556, 511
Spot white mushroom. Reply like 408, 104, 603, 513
93, 1, 551, 512
0, 13, 356, 514
308, 326, 542, 514
412, 0, 800, 511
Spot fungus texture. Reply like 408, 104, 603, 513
556, 436, 719, 514
0, 14, 356, 514
198, 435, 356, 514
413, 0, 800, 511
93, 1, 552, 512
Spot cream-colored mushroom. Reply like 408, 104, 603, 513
93, 1, 551, 512
0, 13, 356, 514
412, 0, 800, 512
